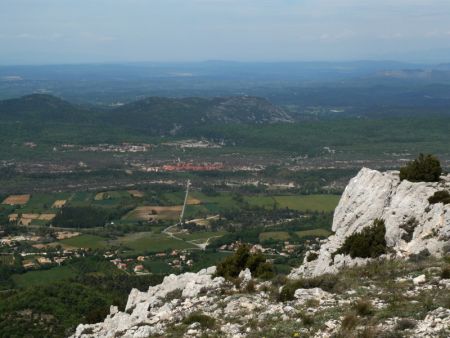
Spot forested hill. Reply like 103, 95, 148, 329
107, 96, 293, 133
0, 94, 93, 123
0, 94, 293, 135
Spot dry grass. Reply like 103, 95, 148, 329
94, 192, 107, 201
8, 214, 19, 222
128, 190, 144, 198
52, 200, 66, 208
38, 214, 56, 221
2, 194, 30, 205
55, 231, 80, 240
10, 212, 55, 225
187, 196, 202, 205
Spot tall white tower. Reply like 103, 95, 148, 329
179, 179, 191, 225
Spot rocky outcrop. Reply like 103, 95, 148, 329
290, 168, 450, 278
72, 259, 450, 337
72, 267, 225, 338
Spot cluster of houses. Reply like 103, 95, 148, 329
162, 139, 223, 149
20, 250, 78, 269
218, 241, 301, 257
109, 249, 194, 274
57, 143, 152, 153
110, 257, 148, 274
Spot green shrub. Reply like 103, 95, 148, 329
306, 252, 319, 262
299, 312, 314, 326
353, 299, 374, 316
278, 282, 298, 302
441, 266, 450, 279
335, 219, 387, 259
182, 312, 216, 329
399, 154, 442, 182
162, 289, 182, 302
216, 244, 274, 280
428, 190, 450, 205
395, 318, 416, 331
341, 314, 358, 330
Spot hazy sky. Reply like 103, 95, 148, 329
1, 0, 450, 64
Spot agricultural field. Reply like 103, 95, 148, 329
112, 232, 196, 255
191, 191, 240, 210
259, 228, 332, 242
12, 265, 76, 288
177, 231, 227, 243
0, 255, 15, 265
296, 228, 332, 238
123, 205, 182, 221
59, 234, 107, 250
259, 231, 291, 241
128, 190, 144, 198
245, 194, 340, 212
2, 194, 30, 205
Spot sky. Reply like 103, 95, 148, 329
1, 0, 450, 64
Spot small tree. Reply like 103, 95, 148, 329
335, 219, 387, 259
399, 154, 442, 182
216, 244, 274, 279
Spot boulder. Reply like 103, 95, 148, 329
294, 287, 333, 305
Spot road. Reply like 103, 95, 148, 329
162, 215, 220, 250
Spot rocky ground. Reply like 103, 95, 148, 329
72, 257, 450, 338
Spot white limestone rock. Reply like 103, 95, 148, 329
294, 287, 333, 305
238, 268, 252, 288
71, 266, 224, 338
413, 274, 426, 285
290, 168, 450, 278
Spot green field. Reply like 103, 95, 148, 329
113, 232, 196, 254
191, 192, 240, 211
143, 260, 174, 274
0, 255, 15, 265
59, 234, 107, 249
245, 194, 340, 212
19, 192, 71, 212
69, 191, 94, 205
177, 231, 226, 242
296, 228, 332, 238
12, 265, 76, 288
259, 231, 291, 241
260, 228, 332, 242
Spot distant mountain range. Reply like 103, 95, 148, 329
0, 94, 293, 135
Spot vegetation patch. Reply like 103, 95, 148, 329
53, 206, 111, 228
182, 312, 216, 329
59, 234, 107, 250
216, 244, 274, 280
245, 194, 340, 213
123, 205, 182, 221
399, 154, 442, 182
428, 190, 450, 205
296, 228, 332, 238
259, 231, 290, 241
335, 219, 387, 259
113, 232, 195, 254
306, 252, 319, 262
